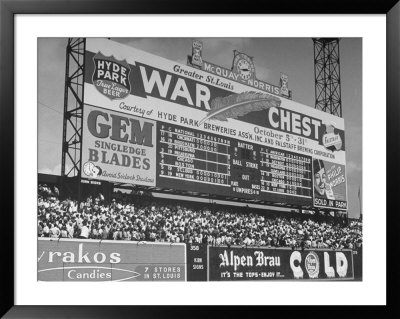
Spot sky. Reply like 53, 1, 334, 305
38, 37, 362, 218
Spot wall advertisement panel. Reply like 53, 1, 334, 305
208, 246, 354, 281
38, 238, 186, 281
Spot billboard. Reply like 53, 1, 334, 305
208, 246, 354, 281
38, 238, 186, 281
81, 104, 157, 186
83, 38, 347, 210
313, 159, 347, 209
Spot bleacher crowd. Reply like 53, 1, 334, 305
37, 184, 362, 250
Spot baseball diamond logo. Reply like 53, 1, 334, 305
92, 52, 131, 100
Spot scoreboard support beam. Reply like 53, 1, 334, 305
60, 38, 86, 200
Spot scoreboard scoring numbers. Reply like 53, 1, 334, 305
158, 123, 230, 186
156, 122, 313, 206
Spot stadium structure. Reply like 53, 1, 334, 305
38, 38, 361, 282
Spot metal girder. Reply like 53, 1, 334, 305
313, 38, 342, 117
61, 38, 86, 178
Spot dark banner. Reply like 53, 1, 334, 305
186, 243, 208, 281
208, 246, 354, 281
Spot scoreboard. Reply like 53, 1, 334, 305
82, 38, 348, 210
156, 122, 313, 206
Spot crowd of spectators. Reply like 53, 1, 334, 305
37, 184, 362, 250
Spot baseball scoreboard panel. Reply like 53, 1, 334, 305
156, 122, 312, 205
82, 38, 348, 210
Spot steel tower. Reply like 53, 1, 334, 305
313, 38, 342, 117
61, 38, 86, 198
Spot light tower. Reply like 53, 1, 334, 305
61, 38, 86, 198
313, 38, 345, 220
313, 38, 342, 117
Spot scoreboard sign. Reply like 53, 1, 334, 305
156, 122, 312, 205
82, 38, 347, 210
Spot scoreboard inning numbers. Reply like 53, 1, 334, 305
156, 122, 313, 206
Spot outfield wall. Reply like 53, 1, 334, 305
38, 239, 360, 281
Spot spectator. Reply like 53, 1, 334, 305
60, 226, 68, 238
78, 220, 89, 239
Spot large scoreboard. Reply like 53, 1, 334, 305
157, 122, 312, 205
81, 38, 348, 210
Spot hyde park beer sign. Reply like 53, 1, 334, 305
92, 52, 131, 100
81, 104, 156, 186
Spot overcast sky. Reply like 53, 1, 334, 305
38, 37, 362, 218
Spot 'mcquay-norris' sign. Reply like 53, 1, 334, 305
208, 246, 354, 281
38, 238, 185, 281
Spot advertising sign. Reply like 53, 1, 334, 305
81, 104, 156, 186
83, 38, 347, 210
208, 246, 354, 281
313, 159, 347, 210
92, 52, 131, 100
38, 238, 186, 281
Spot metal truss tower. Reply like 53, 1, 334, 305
61, 38, 86, 197
313, 38, 342, 117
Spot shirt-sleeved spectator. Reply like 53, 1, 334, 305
79, 221, 89, 239
38, 222, 43, 237
42, 223, 50, 237
49, 223, 60, 238
60, 226, 68, 238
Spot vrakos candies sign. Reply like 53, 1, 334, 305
83, 38, 347, 210
38, 238, 186, 281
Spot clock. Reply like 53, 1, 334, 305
83, 162, 95, 177
233, 53, 255, 81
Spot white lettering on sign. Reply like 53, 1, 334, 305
39, 243, 121, 264
140, 66, 211, 110
290, 251, 304, 279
